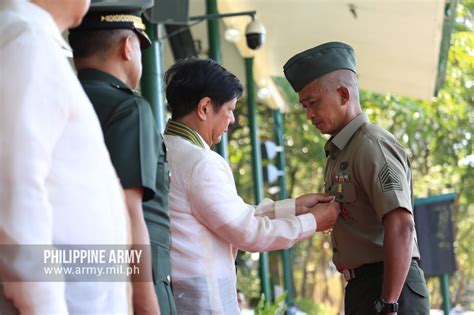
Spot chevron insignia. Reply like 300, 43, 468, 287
378, 162, 402, 192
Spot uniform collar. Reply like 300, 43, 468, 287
164, 120, 208, 149
325, 113, 369, 156
77, 69, 134, 93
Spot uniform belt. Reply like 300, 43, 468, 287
342, 258, 418, 281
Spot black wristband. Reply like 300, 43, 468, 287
373, 298, 399, 314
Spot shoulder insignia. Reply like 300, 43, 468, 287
378, 162, 402, 192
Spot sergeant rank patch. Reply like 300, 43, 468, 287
378, 162, 402, 192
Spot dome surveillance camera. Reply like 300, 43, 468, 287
245, 19, 266, 50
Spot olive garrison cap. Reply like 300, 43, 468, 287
70, 11, 151, 49
283, 42, 356, 92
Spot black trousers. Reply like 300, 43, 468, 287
345, 260, 430, 315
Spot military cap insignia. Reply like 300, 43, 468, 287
378, 162, 402, 192
100, 14, 146, 31
69, 11, 152, 48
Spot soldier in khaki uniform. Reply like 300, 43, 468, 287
284, 42, 430, 315
69, 9, 176, 315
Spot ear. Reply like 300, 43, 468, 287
337, 86, 350, 105
121, 35, 133, 61
196, 97, 212, 121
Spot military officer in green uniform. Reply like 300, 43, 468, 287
284, 42, 430, 314
69, 10, 176, 315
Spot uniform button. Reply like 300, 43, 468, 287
333, 248, 338, 253
167, 275, 171, 283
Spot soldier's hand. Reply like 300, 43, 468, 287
132, 282, 161, 315
295, 193, 334, 215
310, 202, 341, 232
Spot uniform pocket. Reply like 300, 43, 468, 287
336, 182, 357, 203
407, 280, 429, 298
156, 279, 176, 315
156, 159, 170, 194
405, 263, 429, 298
151, 243, 176, 315
151, 243, 171, 284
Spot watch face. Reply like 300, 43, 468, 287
373, 299, 399, 313
374, 300, 384, 313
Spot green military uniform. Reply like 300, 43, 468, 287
70, 9, 176, 314
324, 113, 429, 314
284, 42, 429, 314
78, 69, 176, 315
324, 113, 419, 269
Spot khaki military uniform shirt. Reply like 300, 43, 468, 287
324, 113, 420, 270
78, 69, 176, 314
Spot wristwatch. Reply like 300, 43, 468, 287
373, 298, 399, 314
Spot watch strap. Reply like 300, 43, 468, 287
374, 298, 399, 314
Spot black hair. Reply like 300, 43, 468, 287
164, 58, 244, 120
68, 29, 131, 59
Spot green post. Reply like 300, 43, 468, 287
245, 57, 271, 303
435, 0, 458, 95
273, 110, 295, 309
141, 21, 166, 132
440, 273, 451, 315
206, 0, 228, 160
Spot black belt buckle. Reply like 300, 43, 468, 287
342, 261, 386, 281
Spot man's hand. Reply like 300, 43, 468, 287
295, 193, 334, 215
309, 202, 341, 231
133, 282, 161, 315
124, 189, 161, 315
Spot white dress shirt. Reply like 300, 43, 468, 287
0, 1, 130, 314
164, 122, 316, 315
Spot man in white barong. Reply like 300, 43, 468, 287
163, 58, 340, 315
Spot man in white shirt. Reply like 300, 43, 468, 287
163, 58, 340, 314
0, 1, 130, 314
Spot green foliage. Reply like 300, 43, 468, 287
255, 292, 287, 315
455, 0, 474, 32
296, 298, 332, 315
272, 76, 328, 195
231, 0, 474, 310
236, 251, 262, 303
